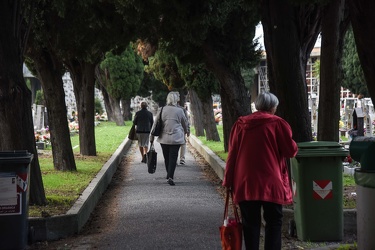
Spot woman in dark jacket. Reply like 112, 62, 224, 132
133, 102, 154, 163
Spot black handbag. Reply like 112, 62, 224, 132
151, 107, 163, 136
147, 143, 157, 174
128, 124, 137, 140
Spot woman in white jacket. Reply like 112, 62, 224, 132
150, 92, 189, 185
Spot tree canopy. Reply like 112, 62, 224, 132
100, 45, 144, 100
116, 0, 261, 150
145, 46, 185, 90
342, 27, 368, 97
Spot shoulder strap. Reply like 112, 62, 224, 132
159, 107, 163, 118
223, 189, 241, 223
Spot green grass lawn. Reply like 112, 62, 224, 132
29, 121, 131, 217
190, 126, 228, 161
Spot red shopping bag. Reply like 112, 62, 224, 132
219, 189, 243, 250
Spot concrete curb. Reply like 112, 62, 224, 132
188, 135, 357, 236
29, 138, 133, 241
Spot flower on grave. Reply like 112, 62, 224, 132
312, 132, 317, 141
35, 130, 51, 145
99, 112, 108, 121
35, 133, 41, 142
344, 155, 353, 163
43, 134, 50, 144
69, 122, 79, 133
339, 120, 344, 128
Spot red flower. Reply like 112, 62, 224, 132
345, 155, 353, 163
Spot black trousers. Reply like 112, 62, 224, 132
239, 200, 283, 250
160, 144, 181, 179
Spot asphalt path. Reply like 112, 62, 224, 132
31, 141, 225, 249
97, 141, 224, 249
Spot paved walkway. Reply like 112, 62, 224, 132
94, 141, 224, 249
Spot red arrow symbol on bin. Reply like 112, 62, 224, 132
313, 180, 333, 200
17, 174, 28, 192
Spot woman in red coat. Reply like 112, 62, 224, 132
223, 92, 298, 250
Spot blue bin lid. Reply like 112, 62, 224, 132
296, 141, 348, 157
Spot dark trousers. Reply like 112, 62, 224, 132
239, 200, 283, 250
160, 144, 181, 179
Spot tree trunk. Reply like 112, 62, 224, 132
107, 97, 123, 124
261, 0, 321, 142
201, 95, 220, 141
202, 43, 250, 151
121, 99, 132, 122
189, 90, 205, 136
66, 60, 96, 156
349, 0, 375, 106
97, 83, 114, 121
0, 1, 46, 205
178, 89, 186, 107
95, 65, 125, 124
318, 0, 349, 141
106, 98, 123, 125
28, 48, 77, 171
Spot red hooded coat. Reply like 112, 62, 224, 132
223, 111, 298, 205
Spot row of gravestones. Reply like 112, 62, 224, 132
131, 96, 158, 116
32, 104, 48, 150
32, 104, 46, 131
310, 97, 375, 138
344, 98, 375, 138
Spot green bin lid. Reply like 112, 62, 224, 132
0, 151, 33, 164
296, 141, 348, 157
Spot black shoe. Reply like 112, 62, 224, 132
179, 160, 185, 165
141, 154, 147, 163
167, 178, 175, 186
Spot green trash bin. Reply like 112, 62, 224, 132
350, 136, 375, 172
350, 136, 375, 248
0, 151, 33, 250
290, 141, 348, 241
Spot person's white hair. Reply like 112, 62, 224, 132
171, 91, 180, 102
255, 92, 279, 112
166, 91, 179, 105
